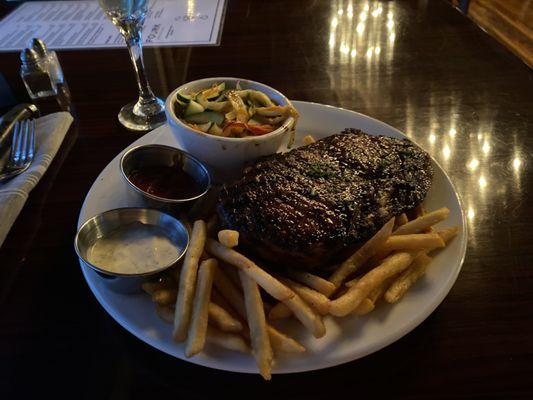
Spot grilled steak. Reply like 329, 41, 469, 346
217, 129, 433, 272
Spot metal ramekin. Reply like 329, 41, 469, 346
119, 144, 211, 214
74, 207, 189, 293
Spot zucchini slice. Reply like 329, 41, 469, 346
205, 101, 229, 112
184, 100, 205, 116
207, 82, 226, 100
197, 82, 226, 102
177, 89, 193, 104
175, 95, 188, 107
184, 111, 224, 125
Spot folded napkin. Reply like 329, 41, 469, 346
0, 111, 73, 247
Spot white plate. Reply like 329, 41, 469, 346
78, 101, 467, 374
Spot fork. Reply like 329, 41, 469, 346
0, 119, 36, 184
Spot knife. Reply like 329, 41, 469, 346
0, 103, 40, 172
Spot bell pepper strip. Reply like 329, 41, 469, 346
223, 122, 275, 137
246, 124, 275, 136
222, 122, 247, 137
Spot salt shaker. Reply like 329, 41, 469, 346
19, 48, 57, 99
28, 38, 66, 91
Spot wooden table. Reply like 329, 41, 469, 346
1, 1, 532, 398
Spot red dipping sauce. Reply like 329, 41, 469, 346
128, 166, 205, 200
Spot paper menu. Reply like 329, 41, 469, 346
0, 0, 226, 51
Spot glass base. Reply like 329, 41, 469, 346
118, 97, 166, 131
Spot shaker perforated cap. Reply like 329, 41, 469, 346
28, 38, 48, 57
20, 48, 41, 64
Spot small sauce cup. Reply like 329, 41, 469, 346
74, 207, 189, 293
120, 144, 211, 214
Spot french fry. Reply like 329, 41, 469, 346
369, 232, 442, 267
278, 277, 330, 315
286, 270, 336, 297
213, 267, 247, 319
267, 326, 306, 353
341, 279, 375, 315
329, 217, 395, 289
353, 298, 375, 315
373, 233, 445, 260
393, 207, 450, 235
268, 302, 293, 320
282, 292, 326, 338
212, 280, 251, 343
259, 277, 326, 336
268, 290, 330, 321
208, 302, 243, 333
224, 266, 275, 315
345, 277, 358, 288
239, 270, 273, 380
211, 287, 246, 334
206, 326, 249, 353
368, 276, 396, 303
206, 239, 294, 301
152, 289, 178, 306
302, 135, 316, 145
218, 229, 239, 248
156, 304, 174, 323
185, 258, 218, 357
216, 262, 286, 315
436, 226, 459, 244
223, 264, 279, 316
332, 284, 350, 299
385, 253, 432, 303
214, 267, 304, 353
329, 251, 417, 316
173, 220, 207, 342
413, 204, 435, 232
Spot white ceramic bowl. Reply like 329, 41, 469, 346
165, 77, 295, 180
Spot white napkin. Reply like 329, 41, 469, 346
0, 111, 73, 247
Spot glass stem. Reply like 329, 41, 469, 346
125, 30, 155, 104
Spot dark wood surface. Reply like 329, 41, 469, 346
1, 1, 532, 398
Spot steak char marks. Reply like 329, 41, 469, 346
217, 129, 433, 272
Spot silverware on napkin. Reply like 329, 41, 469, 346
0, 119, 36, 183
0, 104, 39, 172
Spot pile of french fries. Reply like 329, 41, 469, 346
142, 205, 458, 380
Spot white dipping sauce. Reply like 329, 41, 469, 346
88, 222, 180, 274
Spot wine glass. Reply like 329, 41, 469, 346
99, 0, 166, 131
